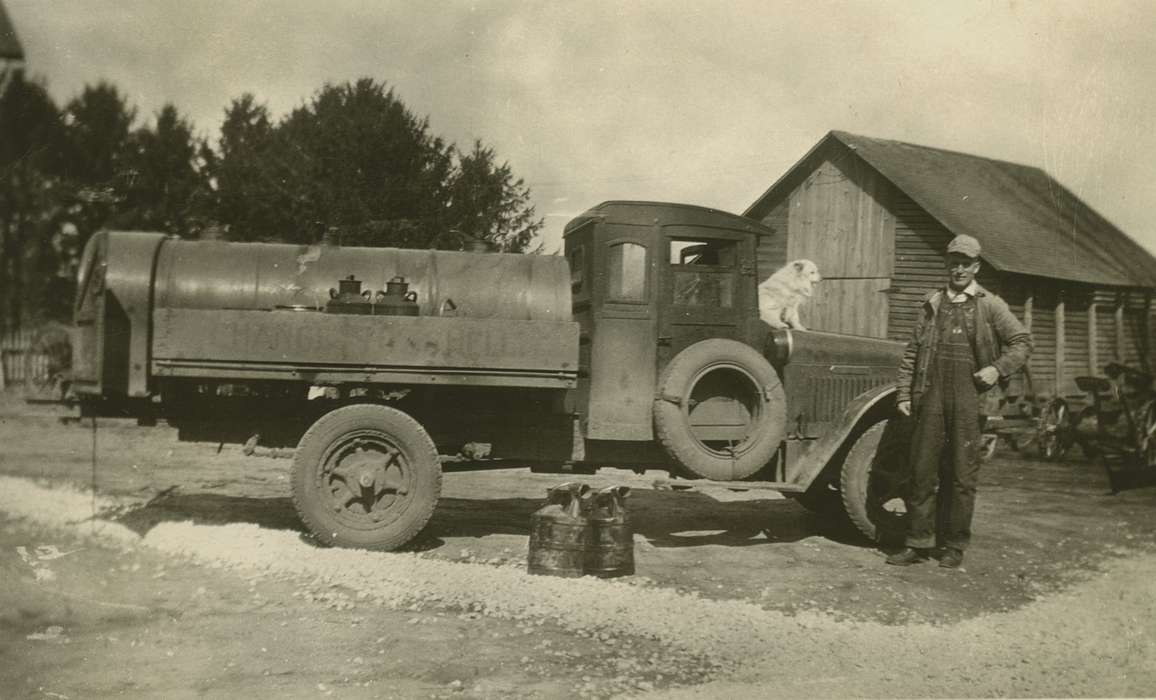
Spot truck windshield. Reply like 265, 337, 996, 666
670, 239, 735, 308
670, 239, 736, 267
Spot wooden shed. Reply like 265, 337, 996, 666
744, 130, 1156, 402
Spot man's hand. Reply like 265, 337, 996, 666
974, 365, 1000, 388
897, 400, 911, 416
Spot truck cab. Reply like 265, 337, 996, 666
564, 202, 906, 538
564, 201, 768, 444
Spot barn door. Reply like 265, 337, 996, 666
799, 278, 892, 337
786, 156, 895, 338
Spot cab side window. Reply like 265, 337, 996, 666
568, 244, 585, 294
606, 241, 647, 302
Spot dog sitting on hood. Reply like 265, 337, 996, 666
758, 259, 821, 330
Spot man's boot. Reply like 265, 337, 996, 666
885, 547, 929, 566
939, 548, 964, 569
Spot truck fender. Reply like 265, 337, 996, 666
788, 383, 899, 490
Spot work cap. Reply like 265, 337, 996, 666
946, 234, 981, 259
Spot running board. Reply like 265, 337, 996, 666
664, 479, 805, 494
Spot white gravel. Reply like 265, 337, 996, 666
3, 475, 1154, 698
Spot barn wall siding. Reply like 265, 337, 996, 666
1060, 288, 1094, 396
1029, 298, 1057, 394
1093, 290, 1118, 367
755, 198, 789, 283
1121, 291, 1148, 369
1148, 294, 1155, 371
889, 193, 953, 341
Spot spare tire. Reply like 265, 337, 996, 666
654, 339, 786, 480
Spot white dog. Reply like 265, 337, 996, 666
758, 259, 821, 330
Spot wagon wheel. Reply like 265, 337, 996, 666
23, 322, 74, 401
1037, 398, 1070, 461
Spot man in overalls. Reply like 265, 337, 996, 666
889, 234, 1032, 569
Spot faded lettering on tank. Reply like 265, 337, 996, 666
161, 309, 572, 374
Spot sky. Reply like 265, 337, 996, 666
6, 0, 1156, 258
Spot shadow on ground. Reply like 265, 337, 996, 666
115, 493, 305, 537
110, 487, 868, 551
432, 489, 858, 548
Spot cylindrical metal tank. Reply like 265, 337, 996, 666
152, 240, 571, 322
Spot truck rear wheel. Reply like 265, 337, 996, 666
292, 404, 441, 550
654, 339, 786, 480
839, 420, 909, 541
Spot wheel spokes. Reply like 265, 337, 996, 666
380, 462, 406, 493
324, 437, 409, 520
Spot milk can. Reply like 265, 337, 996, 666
584, 485, 635, 578
373, 276, 420, 316
325, 275, 374, 314
527, 482, 590, 577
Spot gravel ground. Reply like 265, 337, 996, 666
3, 475, 1154, 698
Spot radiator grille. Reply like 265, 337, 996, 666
804, 374, 884, 422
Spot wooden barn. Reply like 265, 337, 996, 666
744, 130, 1156, 403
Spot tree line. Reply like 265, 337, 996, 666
0, 71, 543, 329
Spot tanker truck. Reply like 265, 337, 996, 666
70, 201, 908, 550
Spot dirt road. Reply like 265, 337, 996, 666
2, 396, 1155, 698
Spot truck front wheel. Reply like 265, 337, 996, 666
292, 404, 441, 550
839, 420, 909, 542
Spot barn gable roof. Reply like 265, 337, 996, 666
745, 131, 1156, 288
0, 1, 23, 61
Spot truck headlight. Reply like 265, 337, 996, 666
766, 328, 792, 366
